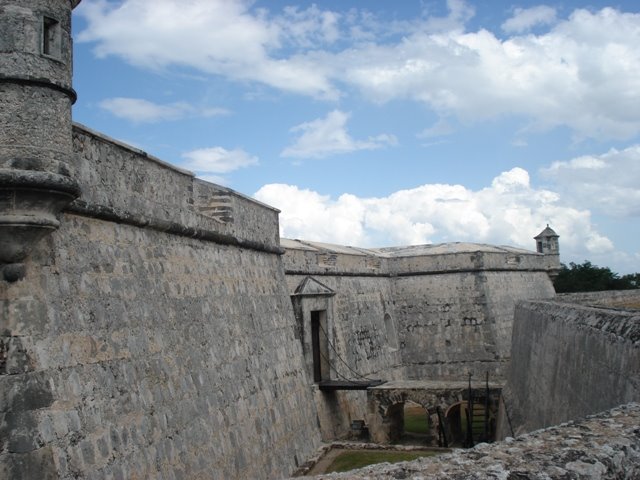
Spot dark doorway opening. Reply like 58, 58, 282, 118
445, 399, 496, 446
311, 310, 329, 382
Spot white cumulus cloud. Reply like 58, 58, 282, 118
181, 147, 259, 176
337, 7, 640, 140
77, 0, 337, 99
281, 110, 397, 159
255, 167, 612, 259
501, 6, 557, 33
78, 2, 640, 140
99, 97, 228, 123
541, 145, 640, 217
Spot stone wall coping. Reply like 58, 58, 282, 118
72, 122, 194, 177
517, 299, 640, 345
281, 238, 382, 256
72, 122, 281, 215
282, 239, 540, 258
556, 289, 640, 309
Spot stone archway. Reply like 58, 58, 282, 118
366, 380, 502, 445
403, 401, 431, 442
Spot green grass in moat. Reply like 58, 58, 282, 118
325, 450, 440, 473
404, 405, 429, 434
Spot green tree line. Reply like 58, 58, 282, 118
553, 261, 640, 293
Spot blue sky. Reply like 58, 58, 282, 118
71, 0, 640, 274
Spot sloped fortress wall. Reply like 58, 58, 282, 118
388, 246, 556, 380
394, 270, 557, 380
281, 241, 556, 440
0, 126, 321, 479
501, 293, 640, 437
282, 242, 556, 383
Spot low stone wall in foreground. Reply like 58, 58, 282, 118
298, 403, 640, 479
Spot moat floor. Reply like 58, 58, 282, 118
304, 446, 447, 475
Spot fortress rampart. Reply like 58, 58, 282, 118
282, 239, 556, 440
283, 239, 556, 382
3, 2, 637, 478
1, 125, 321, 479
297, 291, 640, 479
500, 291, 640, 438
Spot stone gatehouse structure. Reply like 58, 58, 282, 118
2, 1, 638, 479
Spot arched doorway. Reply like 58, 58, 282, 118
375, 401, 435, 445
445, 399, 496, 446
402, 401, 431, 444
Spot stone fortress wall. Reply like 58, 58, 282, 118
500, 290, 640, 438
2, 1, 638, 478
0, 121, 563, 479
283, 240, 556, 382
296, 289, 640, 479
1, 125, 322, 479
282, 239, 556, 440
282, 240, 403, 441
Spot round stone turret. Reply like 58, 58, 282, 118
0, 0, 82, 280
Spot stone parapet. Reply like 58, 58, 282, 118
282, 240, 553, 277
0, 213, 319, 479
282, 239, 391, 276
71, 124, 282, 253
390, 250, 552, 275
557, 289, 640, 308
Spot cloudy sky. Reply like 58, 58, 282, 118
72, 0, 640, 274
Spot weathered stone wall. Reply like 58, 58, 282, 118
298, 403, 640, 479
0, 125, 321, 479
501, 296, 640, 437
386, 247, 553, 275
283, 242, 556, 385
283, 242, 407, 440
557, 289, 640, 308
72, 125, 281, 250
284, 246, 403, 439
393, 272, 501, 380
281, 241, 556, 439
389, 249, 556, 381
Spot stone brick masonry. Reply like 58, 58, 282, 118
0, 126, 321, 479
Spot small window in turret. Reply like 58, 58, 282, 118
42, 17, 62, 59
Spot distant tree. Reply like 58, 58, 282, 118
553, 261, 639, 293
620, 273, 640, 289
